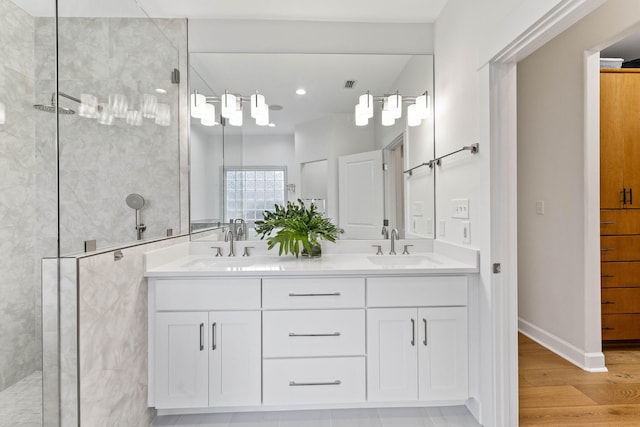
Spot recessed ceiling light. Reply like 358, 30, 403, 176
155, 88, 167, 94
268, 123, 276, 127
296, 88, 306, 95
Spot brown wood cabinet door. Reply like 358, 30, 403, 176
602, 314, 640, 340
601, 235, 640, 261
622, 72, 640, 208
601, 72, 626, 209
600, 209, 640, 235
601, 261, 640, 288
602, 288, 640, 314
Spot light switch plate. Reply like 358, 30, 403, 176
536, 200, 545, 215
451, 199, 470, 219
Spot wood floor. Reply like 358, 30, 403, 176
519, 333, 640, 426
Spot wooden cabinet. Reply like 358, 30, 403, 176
600, 69, 640, 341
601, 70, 640, 209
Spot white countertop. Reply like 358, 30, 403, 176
145, 240, 479, 278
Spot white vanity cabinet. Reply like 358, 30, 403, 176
367, 276, 469, 402
150, 278, 261, 409
262, 277, 367, 406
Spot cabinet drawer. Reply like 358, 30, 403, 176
601, 236, 640, 262
601, 210, 640, 235
262, 278, 365, 309
367, 276, 467, 307
263, 310, 365, 357
602, 314, 640, 340
602, 288, 640, 314
601, 262, 640, 288
263, 357, 365, 405
155, 278, 261, 311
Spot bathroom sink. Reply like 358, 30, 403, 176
179, 257, 254, 269
366, 255, 436, 266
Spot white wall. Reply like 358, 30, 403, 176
295, 113, 375, 220
434, 0, 606, 425
517, 1, 640, 368
242, 133, 297, 201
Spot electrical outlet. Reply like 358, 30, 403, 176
462, 221, 471, 243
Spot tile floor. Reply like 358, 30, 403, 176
152, 406, 481, 427
0, 371, 42, 427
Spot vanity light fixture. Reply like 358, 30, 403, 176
0, 102, 5, 125
354, 90, 430, 127
191, 90, 270, 127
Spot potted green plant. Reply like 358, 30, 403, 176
254, 199, 342, 258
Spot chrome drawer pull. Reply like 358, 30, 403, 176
212, 322, 217, 350
601, 248, 616, 252
600, 222, 615, 225
601, 301, 615, 305
423, 319, 428, 346
288, 292, 341, 297
411, 318, 416, 346
601, 274, 615, 278
602, 327, 615, 331
199, 323, 204, 351
289, 332, 341, 337
289, 380, 341, 387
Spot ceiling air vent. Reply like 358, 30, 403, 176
344, 80, 357, 89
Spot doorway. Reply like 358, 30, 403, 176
384, 134, 405, 238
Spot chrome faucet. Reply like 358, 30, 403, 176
224, 229, 235, 257
381, 225, 389, 240
234, 218, 247, 240
390, 228, 399, 255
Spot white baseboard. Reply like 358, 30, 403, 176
518, 318, 607, 372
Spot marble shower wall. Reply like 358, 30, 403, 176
35, 16, 188, 256
0, 0, 38, 392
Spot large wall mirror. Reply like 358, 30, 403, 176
189, 53, 435, 240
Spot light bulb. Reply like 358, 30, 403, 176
381, 108, 395, 126
250, 93, 266, 119
256, 106, 269, 126
229, 108, 243, 126
221, 92, 237, 119
407, 104, 422, 127
355, 104, 368, 126
387, 93, 402, 119
358, 93, 374, 118
415, 94, 429, 119
201, 103, 218, 126
190, 93, 206, 118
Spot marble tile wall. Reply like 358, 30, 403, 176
76, 236, 188, 427
0, 0, 38, 393
34, 16, 188, 256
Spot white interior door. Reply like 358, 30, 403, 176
338, 150, 384, 239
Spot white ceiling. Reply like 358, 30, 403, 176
601, 32, 640, 63
14, 0, 449, 23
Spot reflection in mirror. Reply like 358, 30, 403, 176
189, 53, 434, 240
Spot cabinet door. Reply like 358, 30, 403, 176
601, 72, 626, 208
209, 311, 261, 407
367, 308, 417, 401
155, 312, 209, 409
418, 307, 468, 401
621, 72, 640, 208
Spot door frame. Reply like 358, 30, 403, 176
488, 0, 606, 425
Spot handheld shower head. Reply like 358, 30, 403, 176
126, 193, 145, 210
33, 92, 78, 114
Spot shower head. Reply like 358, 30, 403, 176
126, 193, 145, 210
33, 103, 75, 114
33, 92, 78, 115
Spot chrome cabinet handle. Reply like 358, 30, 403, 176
411, 319, 416, 346
623, 188, 627, 205
289, 332, 341, 337
423, 319, 428, 346
288, 292, 341, 297
212, 322, 217, 350
631, 188, 634, 205
601, 274, 615, 278
601, 301, 615, 305
601, 248, 615, 252
289, 380, 341, 387
603, 327, 615, 331
199, 323, 204, 351
600, 222, 615, 225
